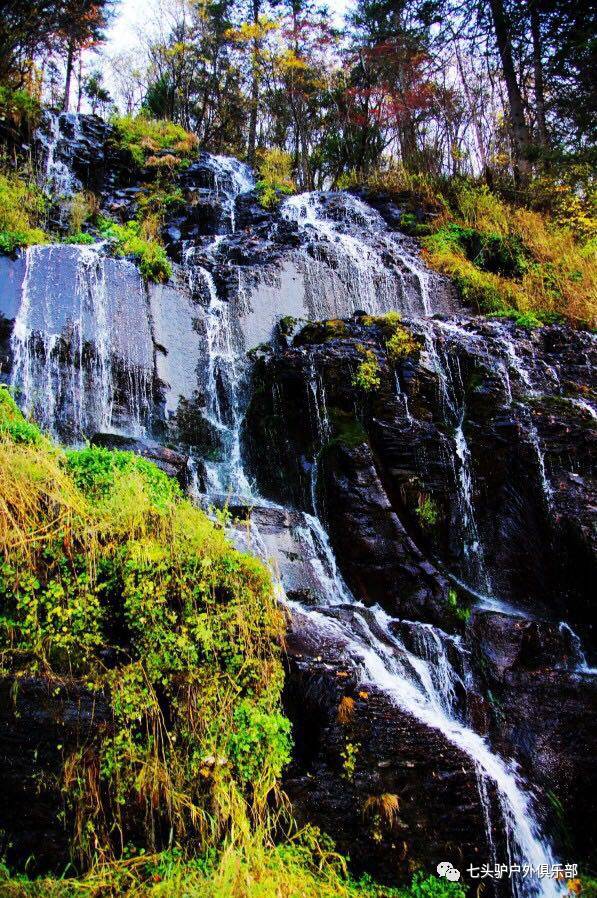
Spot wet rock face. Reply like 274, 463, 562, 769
244, 313, 596, 873
245, 314, 596, 637
0, 676, 112, 872
470, 611, 597, 868
283, 616, 491, 885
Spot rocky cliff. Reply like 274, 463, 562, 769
0, 112, 595, 893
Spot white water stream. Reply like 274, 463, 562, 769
8, 128, 576, 896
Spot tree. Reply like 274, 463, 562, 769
84, 69, 111, 114
0, 0, 66, 83
58, 0, 115, 111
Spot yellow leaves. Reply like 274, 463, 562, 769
337, 695, 355, 724
278, 48, 309, 73
225, 18, 278, 44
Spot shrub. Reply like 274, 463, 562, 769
364, 169, 596, 326
0, 399, 288, 863
0, 172, 48, 254
0, 86, 41, 130
415, 495, 439, 528
65, 445, 181, 508
256, 148, 296, 209
63, 231, 95, 245
352, 346, 381, 392
111, 114, 199, 168
68, 191, 93, 234
98, 216, 172, 282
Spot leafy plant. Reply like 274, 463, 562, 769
63, 231, 95, 245
98, 216, 172, 282
415, 495, 439, 528
341, 741, 360, 780
352, 346, 381, 392
447, 588, 471, 624
0, 172, 48, 254
0, 86, 41, 130
255, 148, 296, 209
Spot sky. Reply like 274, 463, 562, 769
97, 0, 352, 108
104, 0, 352, 58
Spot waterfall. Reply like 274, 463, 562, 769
182, 155, 256, 496
7, 132, 570, 895
421, 323, 492, 590
281, 191, 441, 318
35, 111, 83, 198
177, 182, 565, 897
10, 244, 153, 442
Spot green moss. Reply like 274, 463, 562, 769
298, 319, 348, 344
447, 588, 471, 624
327, 408, 368, 449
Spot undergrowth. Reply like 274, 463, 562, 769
364, 168, 596, 326
0, 387, 464, 898
0, 386, 288, 865
0, 171, 48, 254
98, 216, 172, 282
255, 148, 296, 209
0, 838, 465, 898
110, 115, 199, 170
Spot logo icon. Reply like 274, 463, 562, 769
437, 862, 461, 882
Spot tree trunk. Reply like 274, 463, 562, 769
529, 0, 549, 150
453, 37, 490, 179
488, 0, 532, 183
247, 0, 260, 165
76, 52, 83, 113
63, 39, 75, 112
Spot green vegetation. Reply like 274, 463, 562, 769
110, 115, 199, 169
446, 589, 471, 625
255, 148, 296, 209
0, 85, 41, 131
327, 408, 369, 449
361, 313, 419, 362
98, 217, 172, 282
0, 386, 287, 862
352, 346, 381, 393
0, 171, 48, 254
0, 841, 470, 898
0, 388, 465, 898
415, 496, 439, 529
63, 231, 96, 245
365, 170, 596, 327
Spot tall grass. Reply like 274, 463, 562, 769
364, 168, 596, 326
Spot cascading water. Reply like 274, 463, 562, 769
281, 191, 440, 318
420, 322, 491, 590
230, 324, 563, 898
182, 156, 256, 496
8, 126, 574, 895
10, 244, 153, 442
